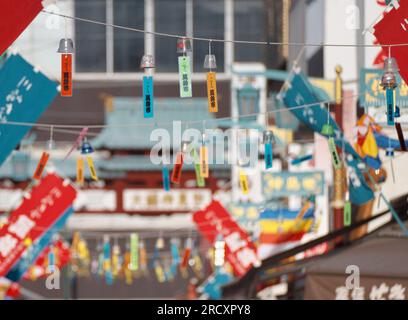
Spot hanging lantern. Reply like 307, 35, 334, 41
57, 38, 74, 97
140, 54, 154, 118
177, 38, 192, 98
263, 130, 274, 169
381, 57, 399, 126
204, 51, 218, 113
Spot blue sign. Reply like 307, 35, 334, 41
282, 70, 374, 205
0, 53, 58, 166
6, 206, 74, 282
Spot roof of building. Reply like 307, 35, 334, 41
92, 97, 216, 150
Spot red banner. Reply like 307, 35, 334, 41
374, 2, 408, 84
0, 173, 76, 277
193, 200, 260, 277
0, 0, 44, 56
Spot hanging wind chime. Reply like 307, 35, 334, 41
140, 54, 154, 118
381, 48, 406, 151
200, 131, 209, 178
33, 127, 53, 180
171, 138, 189, 184
204, 41, 218, 112
57, 19, 74, 97
263, 129, 275, 170
177, 37, 192, 98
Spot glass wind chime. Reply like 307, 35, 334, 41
204, 41, 218, 113
177, 38, 192, 98
381, 49, 407, 151
263, 129, 275, 170
76, 136, 98, 185
57, 20, 74, 97
32, 127, 54, 181
140, 54, 154, 118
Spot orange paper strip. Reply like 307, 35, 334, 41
61, 54, 72, 97
32, 152, 50, 180
207, 72, 218, 112
171, 152, 184, 184
76, 157, 84, 185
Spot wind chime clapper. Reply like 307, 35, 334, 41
177, 37, 193, 98
77, 136, 98, 185
204, 41, 218, 113
263, 129, 275, 170
140, 54, 154, 118
171, 139, 189, 184
57, 38, 74, 97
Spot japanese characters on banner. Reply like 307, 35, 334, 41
193, 200, 260, 277
123, 188, 212, 212
0, 173, 76, 277
0, 53, 58, 166
0, 0, 44, 55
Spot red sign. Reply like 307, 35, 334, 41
193, 200, 260, 277
0, 173, 76, 277
0, 0, 44, 56
374, 1, 408, 84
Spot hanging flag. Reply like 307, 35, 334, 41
0, 173, 76, 277
0, 54, 58, 166
0, 0, 44, 55
373, 0, 408, 85
282, 70, 374, 205
193, 200, 260, 277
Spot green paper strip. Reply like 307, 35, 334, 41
178, 56, 192, 98
344, 201, 351, 226
328, 137, 342, 169
193, 149, 205, 187
130, 233, 139, 271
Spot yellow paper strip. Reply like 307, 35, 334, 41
76, 157, 84, 185
200, 145, 209, 178
239, 169, 249, 194
207, 72, 218, 112
86, 155, 98, 181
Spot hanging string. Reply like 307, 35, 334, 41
0, 89, 383, 130
40, 10, 408, 48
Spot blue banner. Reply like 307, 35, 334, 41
282, 70, 374, 205
5, 206, 74, 282
0, 53, 58, 166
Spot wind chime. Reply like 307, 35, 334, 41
381, 48, 407, 151
177, 37, 192, 98
204, 41, 218, 113
77, 136, 98, 185
32, 127, 54, 180
200, 130, 209, 179
57, 19, 74, 97
140, 54, 155, 118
